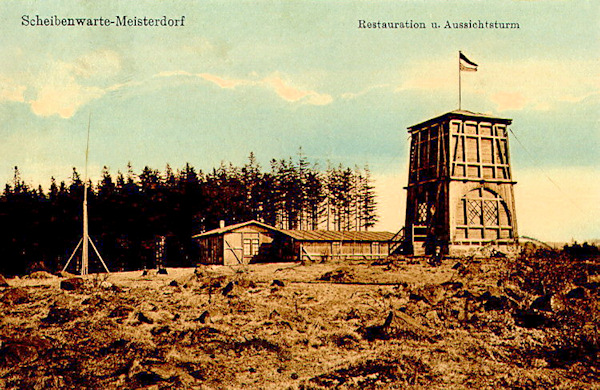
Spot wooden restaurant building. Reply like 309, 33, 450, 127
193, 220, 396, 265
280, 229, 395, 263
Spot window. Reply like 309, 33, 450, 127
417, 202, 428, 224
332, 242, 341, 254
466, 199, 482, 225
252, 239, 259, 255
457, 187, 512, 242
372, 242, 380, 254
243, 238, 260, 256
482, 200, 499, 225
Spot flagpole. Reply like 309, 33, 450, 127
458, 51, 462, 110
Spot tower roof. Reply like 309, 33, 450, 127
408, 109, 512, 131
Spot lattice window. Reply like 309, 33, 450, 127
456, 188, 513, 242
466, 199, 482, 225
483, 201, 499, 225
417, 202, 428, 224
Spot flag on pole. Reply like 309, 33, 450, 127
459, 52, 478, 72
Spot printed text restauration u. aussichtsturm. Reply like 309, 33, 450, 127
358, 20, 520, 29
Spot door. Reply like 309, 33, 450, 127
223, 233, 243, 265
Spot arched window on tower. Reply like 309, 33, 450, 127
455, 187, 512, 243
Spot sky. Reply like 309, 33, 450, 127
0, 0, 598, 243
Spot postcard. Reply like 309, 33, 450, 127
0, 1, 598, 388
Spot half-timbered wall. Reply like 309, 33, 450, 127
449, 120, 511, 181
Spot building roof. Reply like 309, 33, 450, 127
193, 220, 396, 242
408, 109, 512, 131
192, 220, 278, 239
280, 230, 396, 242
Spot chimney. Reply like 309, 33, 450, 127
219, 220, 225, 229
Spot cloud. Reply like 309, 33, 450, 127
27, 50, 122, 118
155, 70, 254, 89
155, 70, 194, 78
198, 73, 250, 89
11, 47, 334, 118
490, 91, 528, 111
263, 74, 333, 105
0, 76, 26, 103
155, 70, 333, 105
305, 93, 334, 106
341, 84, 391, 100
30, 81, 104, 119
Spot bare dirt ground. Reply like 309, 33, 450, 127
0, 256, 598, 389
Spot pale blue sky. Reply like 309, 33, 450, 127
0, 1, 598, 241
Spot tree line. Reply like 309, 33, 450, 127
0, 152, 377, 276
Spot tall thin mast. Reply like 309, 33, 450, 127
62, 113, 110, 276
82, 113, 91, 275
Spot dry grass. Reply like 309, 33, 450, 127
0, 255, 598, 389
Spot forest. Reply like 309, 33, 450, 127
0, 153, 378, 276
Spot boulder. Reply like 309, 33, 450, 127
504, 287, 524, 302
100, 281, 113, 289
137, 312, 154, 324
454, 290, 475, 299
0, 288, 29, 305
513, 309, 550, 329
0, 275, 9, 288
57, 271, 77, 278
484, 295, 510, 311
197, 310, 210, 324
441, 281, 463, 290
60, 278, 85, 291
222, 281, 234, 296
108, 305, 134, 319
566, 287, 585, 299
409, 293, 429, 304
318, 268, 355, 283
478, 291, 492, 302
359, 311, 394, 341
43, 305, 80, 324
572, 274, 588, 286
25, 271, 56, 279
0, 336, 51, 367
530, 294, 553, 312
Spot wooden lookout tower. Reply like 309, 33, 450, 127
403, 110, 518, 256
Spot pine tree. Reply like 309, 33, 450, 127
360, 165, 378, 230
98, 166, 115, 198
242, 152, 262, 221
